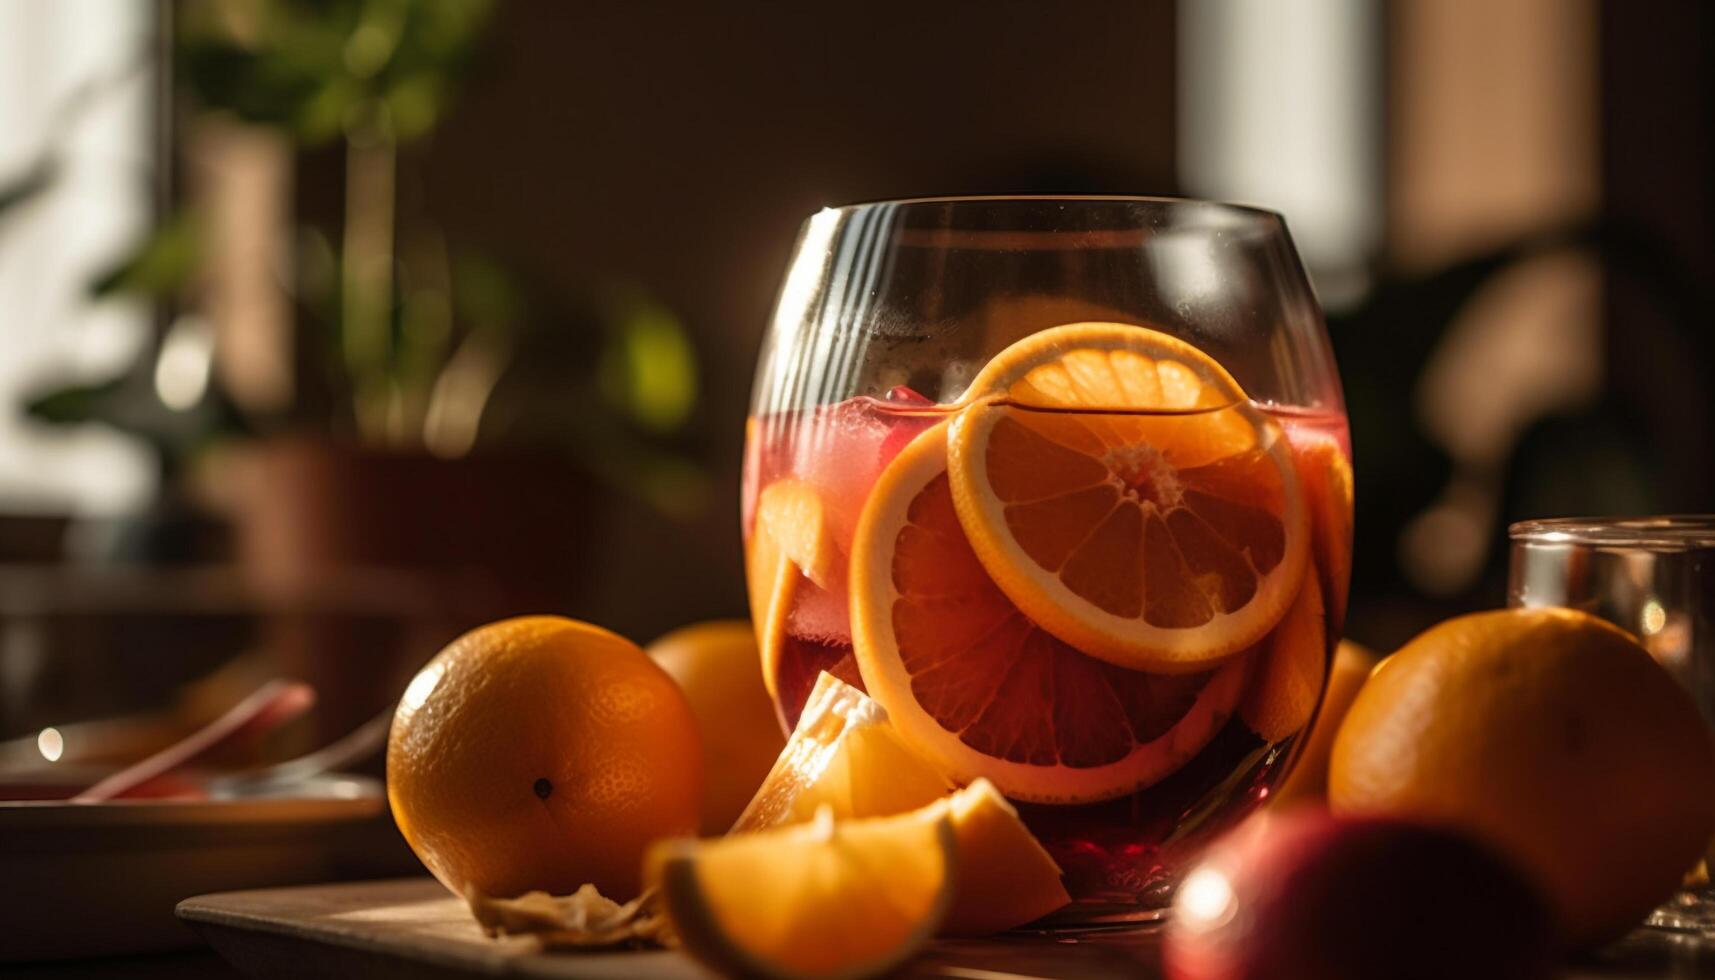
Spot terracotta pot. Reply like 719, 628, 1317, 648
220, 437, 602, 737
229, 438, 599, 603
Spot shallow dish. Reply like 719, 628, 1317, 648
1, 773, 391, 962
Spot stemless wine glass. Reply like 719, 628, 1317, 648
742, 197, 1351, 926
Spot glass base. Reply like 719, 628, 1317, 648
1645, 887, 1715, 933
1021, 891, 1175, 936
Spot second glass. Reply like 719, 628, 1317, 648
743, 197, 1351, 925
1510, 516, 1715, 933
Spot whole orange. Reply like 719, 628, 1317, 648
1329, 608, 1715, 946
647, 620, 785, 834
388, 616, 703, 900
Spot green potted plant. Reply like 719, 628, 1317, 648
11, 0, 705, 611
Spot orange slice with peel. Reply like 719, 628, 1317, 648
961, 321, 1248, 411
1238, 572, 1327, 743
732, 672, 953, 833
732, 673, 1070, 936
745, 493, 795, 706
947, 322, 1309, 672
851, 421, 1251, 804
933, 778, 1071, 936
746, 479, 845, 708
1289, 428, 1353, 633
755, 479, 841, 589
649, 804, 954, 980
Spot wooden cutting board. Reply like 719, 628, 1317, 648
177, 877, 1715, 979
176, 877, 1164, 979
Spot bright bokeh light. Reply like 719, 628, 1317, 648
1642, 599, 1666, 636
1175, 866, 1238, 931
37, 726, 64, 762
153, 316, 215, 411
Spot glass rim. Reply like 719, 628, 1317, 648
820, 193, 1286, 223
1509, 515, 1715, 549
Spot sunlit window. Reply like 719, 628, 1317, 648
1179, 0, 1382, 309
0, 0, 156, 515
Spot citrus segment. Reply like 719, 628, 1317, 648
1289, 428, 1354, 633
731, 677, 1070, 936
747, 479, 857, 713
756, 479, 840, 589
934, 778, 1071, 935
963, 321, 1244, 411
1238, 572, 1327, 743
851, 421, 1250, 804
649, 806, 954, 980
947, 323, 1309, 671
746, 499, 795, 705
733, 672, 953, 833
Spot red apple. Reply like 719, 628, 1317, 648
1164, 809, 1558, 980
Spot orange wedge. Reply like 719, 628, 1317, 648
746, 491, 795, 706
649, 805, 954, 980
851, 421, 1251, 804
733, 672, 953, 833
1290, 428, 1354, 634
756, 479, 841, 589
1238, 573, 1327, 743
747, 479, 846, 709
732, 674, 1070, 936
934, 778, 1071, 936
947, 322, 1309, 672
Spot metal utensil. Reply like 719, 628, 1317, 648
74, 680, 316, 802
204, 709, 392, 799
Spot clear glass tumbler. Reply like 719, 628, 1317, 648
1509, 515, 1715, 932
742, 196, 1352, 926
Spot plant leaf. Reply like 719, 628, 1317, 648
452, 254, 522, 326
89, 214, 200, 299
177, 37, 326, 131
600, 294, 697, 435
23, 378, 127, 426
0, 157, 56, 226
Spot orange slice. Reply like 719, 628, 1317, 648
732, 672, 953, 833
1289, 428, 1353, 634
947, 322, 1309, 672
650, 805, 954, 979
745, 496, 794, 705
755, 479, 841, 589
732, 675, 1070, 936
850, 421, 1251, 804
934, 778, 1071, 936
746, 479, 845, 707
1238, 572, 1327, 743
961, 321, 1248, 411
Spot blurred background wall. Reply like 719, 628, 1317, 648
0, 0, 1711, 744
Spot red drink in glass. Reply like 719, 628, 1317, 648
744, 198, 1350, 925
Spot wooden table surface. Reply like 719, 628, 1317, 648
168, 877, 1715, 980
